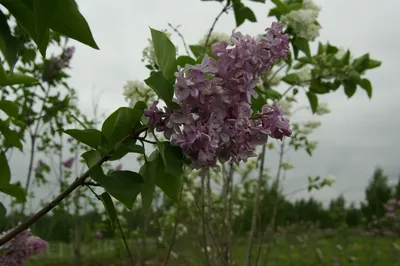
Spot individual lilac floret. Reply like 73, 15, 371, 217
0, 228, 47, 266
62, 157, 74, 168
144, 22, 291, 169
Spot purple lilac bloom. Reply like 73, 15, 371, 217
42, 47, 75, 82
144, 23, 291, 169
0, 228, 47, 266
95, 229, 103, 239
62, 157, 74, 168
114, 164, 122, 171
33, 160, 44, 173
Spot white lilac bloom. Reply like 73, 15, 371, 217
280, 0, 321, 41
198, 32, 231, 47
296, 66, 312, 82
123, 80, 156, 107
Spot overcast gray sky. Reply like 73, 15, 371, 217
3, 0, 400, 212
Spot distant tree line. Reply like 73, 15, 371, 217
1, 167, 398, 243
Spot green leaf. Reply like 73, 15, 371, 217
0, 100, 18, 118
326, 43, 338, 54
133, 100, 148, 112
150, 28, 177, 82
0, 202, 6, 219
359, 78, 372, 98
310, 79, 330, 94
352, 53, 370, 73
107, 171, 144, 209
306, 91, 318, 113
0, 0, 42, 54
0, 10, 18, 69
271, 0, 290, 12
144, 71, 174, 105
340, 50, 351, 65
63, 129, 105, 150
47, 0, 99, 50
0, 72, 38, 86
294, 37, 311, 57
232, 0, 257, 27
158, 141, 184, 177
82, 151, 143, 210
317, 42, 324, 55
99, 192, 117, 229
293, 62, 306, 70
139, 151, 159, 210
177, 55, 196, 67
0, 121, 23, 151
0, 61, 7, 82
343, 80, 357, 98
264, 88, 282, 100
155, 157, 182, 202
251, 87, 266, 112
0, 152, 10, 186
32, 0, 53, 56
282, 73, 301, 85
367, 59, 381, 69
81, 150, 102, 168
101, 107, 142, 148
189, 45, 206, 58
0, 182, 26, 202
287, 3, 303, 11
109, 141, 144, 161
268, 7, 281, 19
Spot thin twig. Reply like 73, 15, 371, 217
204, 0, 231, 49
117, 214, 136, 266
164, 184, 184, 266
22, 85, 52, 213
190, 186, 229, 266
206, 171, 217, 264
0, 126, 148, 246
256, 141, 285, 266
201, 174, 211, 266
268, 64, 286, 83
245, 144, 267, 266
137, 137, 157, 145
83, 181, 102, 187
168, 23, 190, 56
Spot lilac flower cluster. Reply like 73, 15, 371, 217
383, 199, 400, 230
145, 23, 291, 168
42, 47, 75, 82
0, 229, 47, 266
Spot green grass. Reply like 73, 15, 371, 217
27, 234, 400, 266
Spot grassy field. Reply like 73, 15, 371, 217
27, 234, 400, 266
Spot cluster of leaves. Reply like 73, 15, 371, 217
63, 101, 186, 229
0, 0, 98, 85
0, 0, 100, 222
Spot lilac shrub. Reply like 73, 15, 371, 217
0, 229, 47, 266
145, 23, 292, 169
381, 199, 400, 235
